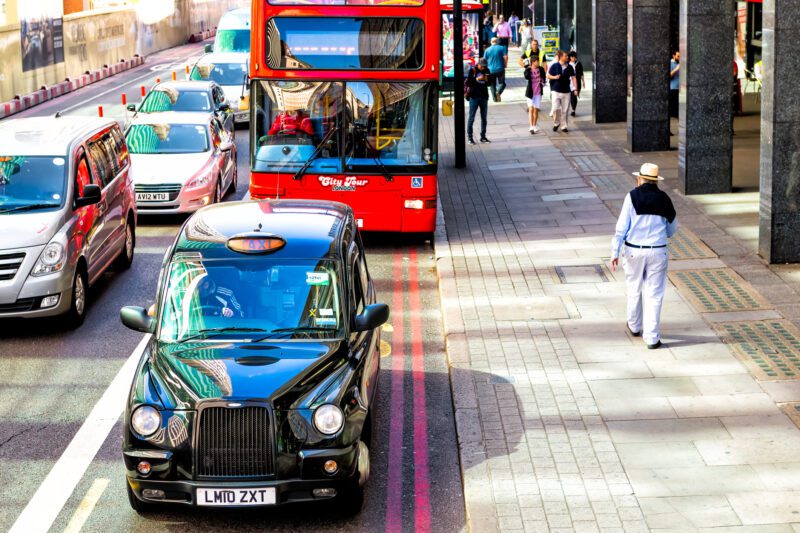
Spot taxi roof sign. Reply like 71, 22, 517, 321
226, 233, 286, 254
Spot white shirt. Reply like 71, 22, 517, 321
570, 61, 577, 91
611, 192, 678, 259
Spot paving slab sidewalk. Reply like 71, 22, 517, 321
435, 53, 800, 532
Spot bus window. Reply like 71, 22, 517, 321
344, 82, 437, 173
251, 81, 344, 174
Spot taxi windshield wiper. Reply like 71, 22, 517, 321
293, 125, 340, 180
254, 326, 337, 341
0, 203, 59, 214
179, 327, 270, 342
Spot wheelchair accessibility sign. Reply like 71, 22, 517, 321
411, 177, 424, 188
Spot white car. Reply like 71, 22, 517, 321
125, 112, 237, 215
190, 52, 250, 123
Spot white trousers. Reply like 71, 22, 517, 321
622, 246, 669, 344
551, 91, 571, 129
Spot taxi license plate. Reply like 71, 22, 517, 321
136, 192, 169, 202
197, 487, 276, 506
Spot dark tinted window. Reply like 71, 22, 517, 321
266, 18, 424, 70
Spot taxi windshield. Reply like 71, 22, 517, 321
190, 62, 247, 86
0, 155, 66, 213
126, 124, 209, 154
158, 256, 344, 343
139, 88, 212, 113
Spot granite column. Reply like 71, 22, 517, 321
576, 0, 592, 70
678, 0, 734, 195
759, 0, 800, 263
592, 0, 626, 123
627, 0, 670, 152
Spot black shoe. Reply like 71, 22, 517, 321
561, 128, 569, 133
571, 111, 576, 117
627, 324, 641, 337
647, 340, 662, 350
468, 138, 476, 145
553, 125, 559, 132
480, 137, 491, 143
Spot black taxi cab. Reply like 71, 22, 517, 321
119, 199, 387, 514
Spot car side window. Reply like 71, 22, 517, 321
87, 135, 114, 187
110, 126, 130, 170
209, 121, 222, 148
214, 87, 225, 107
74, 153, 92, 198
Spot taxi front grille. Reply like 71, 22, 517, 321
0, 252, 25, 281
196, 406, 274, 479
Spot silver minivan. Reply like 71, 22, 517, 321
0, 116, 137, 326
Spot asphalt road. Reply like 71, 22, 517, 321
0, 41, 464, 532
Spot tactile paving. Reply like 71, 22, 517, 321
550, 138, 598, 153
669, 228, 718, 260
668, 268, 770, 313
590, 174, 634, 194
716, 321, 800, 380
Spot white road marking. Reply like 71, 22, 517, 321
9, 334, 150, 533
63, 479, 110, 533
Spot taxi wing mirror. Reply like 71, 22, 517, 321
126, 103, 137, 112
354, 303, 389, 332
204, 43, 213, 53
217, 102, 230, 112
75, 184, 101, 208
121, 306, 154, 333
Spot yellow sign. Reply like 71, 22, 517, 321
542, 31, 559, 61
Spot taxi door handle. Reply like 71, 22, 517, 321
97, 200, 107, 216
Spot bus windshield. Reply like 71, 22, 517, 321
251, 81, 437, 175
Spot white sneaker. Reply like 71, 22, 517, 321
533, 125, 541, 133
529, 126, 536, 134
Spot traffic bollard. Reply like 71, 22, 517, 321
98, 106, 104, 117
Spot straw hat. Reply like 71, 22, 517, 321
632, 162, 664, 181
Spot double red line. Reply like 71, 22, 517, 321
385, 248, 430, 532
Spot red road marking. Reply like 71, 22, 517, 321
385, 250, 405, 533
409, 248, 431, 531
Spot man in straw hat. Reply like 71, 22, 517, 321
610, 163, 677, 349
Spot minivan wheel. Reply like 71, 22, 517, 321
228, 155, 238, 195
113, 217, 135, 271
65, 269, 88, 328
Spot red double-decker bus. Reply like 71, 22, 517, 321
248, 0, 440, 234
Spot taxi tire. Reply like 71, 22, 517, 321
113, 216, 135, 271
213, 177, 222, 204
337, 481, 364, 517
126, 482, 156, 513
228, 154, 238, 195
65, 268, 88, 328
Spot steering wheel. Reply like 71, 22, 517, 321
196, 304, 226, 317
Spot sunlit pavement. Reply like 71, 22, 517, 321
434, 48, 800, 530
0, 40, 464, 532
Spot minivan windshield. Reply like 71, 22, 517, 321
214, 29, 250, 53
158, 257, 344, 343
190, 62, 248, 86
139, 88, 212, 113
0, 155, 66, 213
125, 124, 210, 154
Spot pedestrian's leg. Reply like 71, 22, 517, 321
532, 106, 539, 127
497, 71, 506, 96
560, 93, 571, 129
528, 105, 535, 128
467, 99, 477, 139
551, 95, 560, 128
622, 248, 645, 335
488, 74, 497, 102
479, 98, 488, 138
642, 249, 669, 345
570, 92, 578, 115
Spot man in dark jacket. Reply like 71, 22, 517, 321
568, 51, 585, 117
466, 58, 491, 145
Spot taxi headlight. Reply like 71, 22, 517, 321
31, 241, 65, 276
313, 404, 344, 435
131, 405, 161, 437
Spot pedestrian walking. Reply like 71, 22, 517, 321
493, 15, 512, 54
518, 38, 544, 68
482, 12, 494, 48
611, 163, 677, 350
483, 37, 508, 102
546, 50, 576, 132
509, 12, 520, 47
523, 55, 545, 133
465, 58, 491, 145
669, 50, 680, 119
518, 19, 532, 53
568, 51, 585, 116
